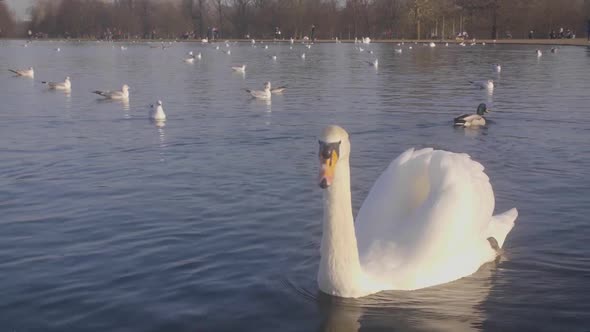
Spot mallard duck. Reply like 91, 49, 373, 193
454, 103, 490, 127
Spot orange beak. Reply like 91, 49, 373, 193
318, 150, 338, 189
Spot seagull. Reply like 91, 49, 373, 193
269, 55, 277, 61
358, 47, 364, 52
55, 48, 61, 52
251, 39, 256, 44
264, 45, 269, 49
271, 85, 287, 94
196, 52, 202, 60
408, 46, 413, 50
306, 44, 311, 49
149, 100, 166, 120
536, 49, 542, 57
9, 67, 34, 78
301, 53, 306, 59
429, 42, 436, 47
120, 46, 127, 50
550, 47, 558, 53
223, 49, 231, 55
493, 64, 502, 73
394, 48, 402, 54
366, 59, 378, 67
470, 79, 494, 90
232, 64, 246, 73
184, 51, 195, 63
93, 84, 130, 100
445, 42, 449, 47
290, 38, 294, 44
215, 45, 220, 50
42, 76, 71, 91
245, 82, 271, 100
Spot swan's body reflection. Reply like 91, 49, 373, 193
318, 261, 497, 332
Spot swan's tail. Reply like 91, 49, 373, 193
487, 208, 518, 249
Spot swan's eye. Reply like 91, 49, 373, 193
318, 141, 340, 161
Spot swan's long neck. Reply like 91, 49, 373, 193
318, 157, 364, 297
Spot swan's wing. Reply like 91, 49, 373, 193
355, 149, 514, 289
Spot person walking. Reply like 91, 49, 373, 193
587, 20, 590, 41
311, 25, 316, 42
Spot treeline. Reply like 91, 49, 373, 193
2, 0, 589, 40
0, 1, 16, 38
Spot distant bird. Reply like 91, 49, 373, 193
120, 46, 127, 50
454, 103, 490, 127
251, 39, 256, 44
264, 45, 269, 49
470, 79, 494, 90
271, 85, 287, 94
368, 50, 373, 54
93, 84, 130, 100
429, 42, 436, 47
55, 48, 61, 52
245, 82, 272, 100
306, 44, 312, 49
223, 49, 231, 55
493, 64, 502, 73
184, 51, 195, 63
149, 100, 166, 121
196, 52, 202, 60
550, 47, 558, 53
358, 47, 364, 52
290, 38, 294, 44
232, 64, 246, 73
42, 76, 71, 91
215, 45, 220, 50
408, 46, 413, 50
366, 59, 379, 68
301, 53, 306, 59
268, 55, 277, 61
445, 42, 449, 47
482, 42, 486, 45
9, 67, 34, 78
394, 49, 403, 54
536, 49, 543, 57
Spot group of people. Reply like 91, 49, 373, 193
548, 27, 576, 39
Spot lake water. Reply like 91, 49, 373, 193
1, 40, 589, 332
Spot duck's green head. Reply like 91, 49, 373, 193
477, 103, 489, 115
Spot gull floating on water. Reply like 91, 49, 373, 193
93, 84, 130, 100
493, 64, 501, 73
149, 100, 166, 120
429, 42, 436, 47
301, 53, 306, 59
536, 49, 543, 57
245, 82, 271, 100
550, 47, 558, 53
184, 51, 196, 63
366, 59, 379, 67
55, 48, 61, 52
470, 79, 494, 90
394, 49, 403, 54
232, 64, 246, 73
445, 42, 449, 47
9, 67, 34, 78
42, 76, 71, 91
223, 49, 231, 55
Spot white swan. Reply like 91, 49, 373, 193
316, 125, 517, 298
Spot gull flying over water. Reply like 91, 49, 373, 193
42, 76, 71, 91
93, 84, 130, 100
245, 82, 272, 100
9, 67, 34, 78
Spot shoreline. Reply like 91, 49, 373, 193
3, 38, 589, 47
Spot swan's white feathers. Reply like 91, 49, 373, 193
350, 148, 514, 292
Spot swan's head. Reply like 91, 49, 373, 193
318, 125, 350, 189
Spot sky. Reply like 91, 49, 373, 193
5, 0, 34, 20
